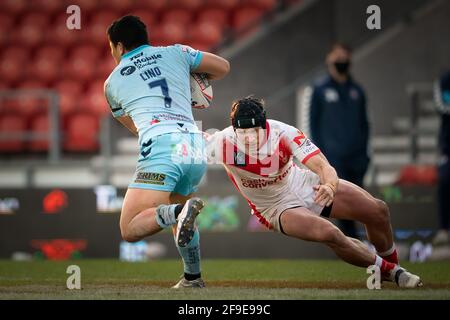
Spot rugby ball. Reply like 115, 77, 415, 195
190, 73, 213, 109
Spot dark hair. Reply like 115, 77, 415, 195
230, 95, 267, 129
329, 42, 352, 54
107, 15, 149, 51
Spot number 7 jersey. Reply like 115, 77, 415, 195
104, 44, 203, 145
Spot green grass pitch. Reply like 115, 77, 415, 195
0, 259, 449, 299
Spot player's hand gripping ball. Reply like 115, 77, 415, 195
190, 73, 213, 109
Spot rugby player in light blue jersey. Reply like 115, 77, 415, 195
104, 16, 230, 288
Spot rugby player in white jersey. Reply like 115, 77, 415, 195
206, 96, 422, 288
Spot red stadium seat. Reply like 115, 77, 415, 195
197, 8, 230, 28
0, 33, 9, 48
0, 113, 27, 153
62, 45, 101, 81
71, 44, 102, 61
62, 58, 96, 82
35, 45, 66, 63
0, 12, 16, 32
19, 12, 50, 28
188, 21, 223, 47
95, 55, 116, 79
397, 165, 438, 186
82, 80, 110, 117
204, 0, 239, 10
45, 14, 81, 47
63, 112, 99, 152
1, 81, 47, 117
30, 56, 61, 84
99, 0, 134, 11
127, 10, 157, 30
232, 6, 265, 33
29, 113, 50, 152
1, 46, 31, 62
0, 11, 15, 46
139, 0, 169, 11
15, 81, 49, 117
0, 0, 27, 15
0, 56, 24, 85
151, 22, 187, 46
245, 0, 278, 11
86, 10, 121, 44
54, 80, 84, 116
66, 0, 99, 14
13, 23, 45, 47
90, 10, 121, 26
170, 0, 204, 10
162, 9, 193, 25
29, 0, 63, 14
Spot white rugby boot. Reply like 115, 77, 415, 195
390, 267, 423, 288
172, 277, 205, 289
175, 197, 204, 247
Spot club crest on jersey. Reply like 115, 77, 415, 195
120, 65, 136, 76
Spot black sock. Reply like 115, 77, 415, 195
184, 272, 201, 281
174, 204, 183, 219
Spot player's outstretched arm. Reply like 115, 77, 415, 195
116, 115, 138, 137
304, 152, 339, 207
193, 52, 230, 81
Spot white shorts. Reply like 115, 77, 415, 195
260, 169, 328, 233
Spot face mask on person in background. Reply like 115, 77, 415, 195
334, 61, 351, 75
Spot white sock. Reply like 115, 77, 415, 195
377, 244, 396, 257
155, 204, 178, 228
374, 255, 383, 268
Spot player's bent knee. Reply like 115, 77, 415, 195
374, 199, 390, 225
320, 225, 343, 246
120, 224, 140, 243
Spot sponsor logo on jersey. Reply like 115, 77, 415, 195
132, 54, 162, 69
130, 52, 144, 61
151, 113, 194, 124
134, 172, 166, 185
240, 165, 292, 188
120, 65, 136, 76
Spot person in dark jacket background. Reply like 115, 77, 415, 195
306, 43, 370, 239
432, 70, 450, 245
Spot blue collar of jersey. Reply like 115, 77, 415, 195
122, 45, 150, 59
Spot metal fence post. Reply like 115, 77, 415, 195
99, 116, 112, 184
49, 92, 61, 164
410, 89, 419, 163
